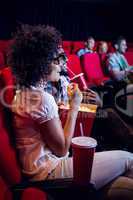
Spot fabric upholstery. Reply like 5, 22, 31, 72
62, 41, 72, 55
0, 67, 15, 105
81, 53, 109, 86
21, 188, 47, 200
125, 52, 133, 66
72, 41, 84, 54
0, 67, 48, 199
67, 54, 82, 78
0, 177, 12, 200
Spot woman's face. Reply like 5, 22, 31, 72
99, 42, 108, 54
47, 62, 61, 82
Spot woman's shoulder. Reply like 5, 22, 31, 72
31, 86, 58, 109
12, 86, 59, 122
12, 86, 57, 112
31, 88, 59, 123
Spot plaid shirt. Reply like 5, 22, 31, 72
44, 76, 70, 104
77, 48, 93, 57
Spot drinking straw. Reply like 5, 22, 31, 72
80, 122, 84, 136
67, 66, 76, 76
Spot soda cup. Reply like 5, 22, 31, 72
70, 73, 88, 91
71, 136, 97, 186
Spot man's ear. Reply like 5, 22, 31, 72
114, 44, 118, 50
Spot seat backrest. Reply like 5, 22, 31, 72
0, 104, 21, 185
0, 68, 21, 185
0, 176, 12, 200
67, 54, 83, 78
0, 67, 48, 200
108, 42, 115, 53
0, 40, 13, 53
125, 51, 133, 66
62, 41, 72, 56
81, 53, 105, 83
0, 67, 15, 105
0, 175, 47, 200
72, 41, 84, 54
21, 188, 47, 200
0, 52, 5, 68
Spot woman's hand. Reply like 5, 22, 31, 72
67, 83, 83, 110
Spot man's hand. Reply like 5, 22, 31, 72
82, 89, 102, 107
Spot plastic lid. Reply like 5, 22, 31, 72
71, 136, 97, 148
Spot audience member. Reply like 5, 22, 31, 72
107, 36, 133, 82
97, 41, 108, 55
8, 25, 133, 199
97, 41, 109, 75
77, 37, 95, 57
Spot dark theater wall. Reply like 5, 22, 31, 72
0, 0, 132, 41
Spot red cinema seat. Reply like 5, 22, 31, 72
0, 177, 12, 200
21, 188, 47, 200
67, 54, 83, 78
0, 104, 21, 185
108, 42, 115, 53
0, 97, 48, 200
81, 53, 110, 86
0, 67, 15, 105
98, 53, 109, 76
0, 176, 47, 200
72, 41, 84, 54
62, 41, 72, 56
125, 51, 133, 66
0, 40, 13, 54
0, 52, 5, 68
0, 68, 48, 200
127, 42, 133, 52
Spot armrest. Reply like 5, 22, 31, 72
13, 178, 96, 191
12, 178, 98, 200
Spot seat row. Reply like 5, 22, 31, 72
67, 53, 110, 87
63, 40, 133, 56
0, 39, 133, 69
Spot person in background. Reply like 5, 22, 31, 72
107, 37, 133, 124
43, 48, 70, 104
97, 41, 108, 55
77, 37, 95, 57
9, 24, 133, 200
97, 41, 109, 75
107, 36, 133, 82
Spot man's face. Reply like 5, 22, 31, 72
58, 55, 68, 72
118, 40, 127, 54
86, 38, 95, 50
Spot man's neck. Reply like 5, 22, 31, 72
116, 51, 123, 56
85, 47, 93, 52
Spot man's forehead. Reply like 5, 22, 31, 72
120, 40, 126, 45
87, 38, 94, 42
